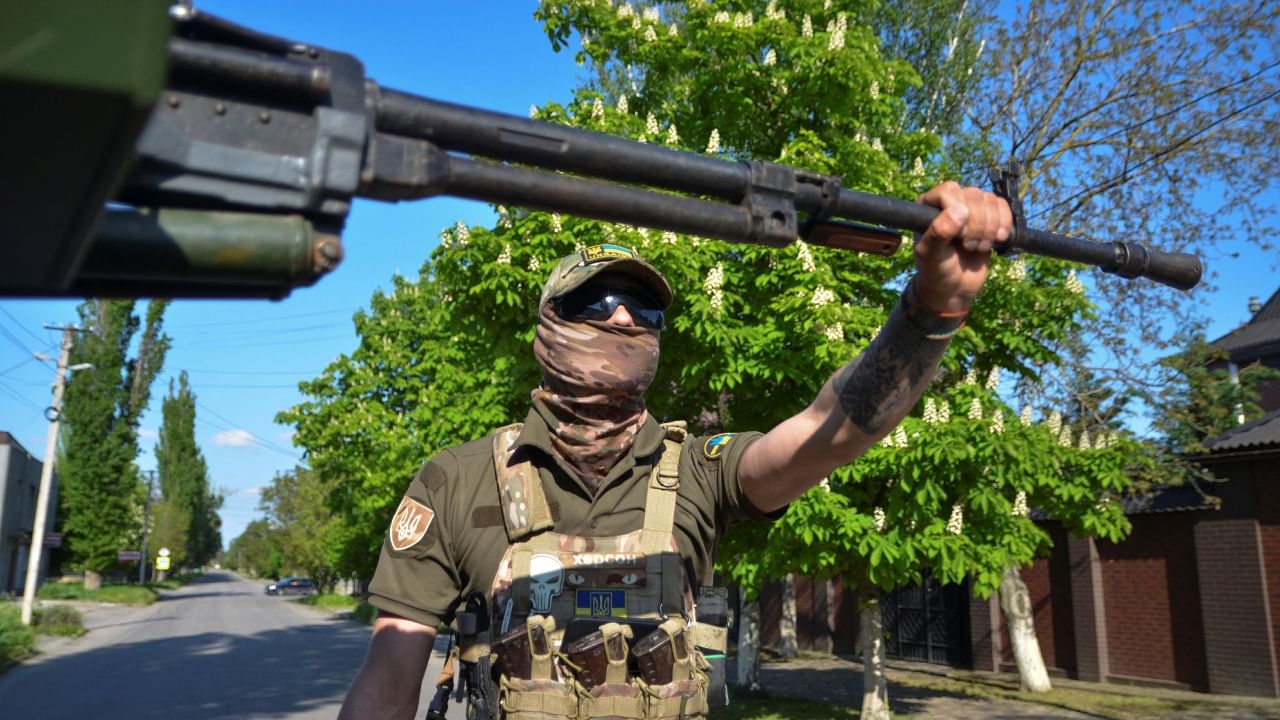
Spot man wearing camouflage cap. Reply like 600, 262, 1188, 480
340, 182, 1011, 719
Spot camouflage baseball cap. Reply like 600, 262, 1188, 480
539, 244, 674, 309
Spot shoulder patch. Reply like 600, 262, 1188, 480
703, 433, 735, 459
417, 461, 448, 491
389, 497, 435, 552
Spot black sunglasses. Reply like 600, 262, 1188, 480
554, 285, 666, 330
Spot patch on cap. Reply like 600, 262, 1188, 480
582, 244, 639, 263
389, 497, 434, 551
703, 433, 735, 459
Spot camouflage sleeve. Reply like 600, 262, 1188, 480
366, 452, 463, 629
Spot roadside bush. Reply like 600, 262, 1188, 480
351, 602, 377, 625
0, 604, 37, 666
36, 582, 156, 606
34, 604, 85, 637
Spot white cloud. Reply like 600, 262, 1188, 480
213, 429, 258, 448
139, 427, 158, 440
235, 486, 263, 497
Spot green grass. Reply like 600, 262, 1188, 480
36, 582, 158, 606
33, 604, 85, 637
0, 604, 37, 669
297, 593, 377, 625
717, 693, 859, 719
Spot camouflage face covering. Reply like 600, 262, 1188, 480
531, 303, 660, 492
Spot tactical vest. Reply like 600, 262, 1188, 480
462, 420, 717, 720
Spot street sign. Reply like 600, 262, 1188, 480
44, 532, 63, 547
118, 550, 141, 561
156, 556, 171, 571
158, 547, 171, 557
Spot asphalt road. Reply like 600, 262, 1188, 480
0, 571, 464, 719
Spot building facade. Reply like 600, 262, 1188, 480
0, 431, 59, 594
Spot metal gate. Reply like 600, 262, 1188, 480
881, 571, 970, 666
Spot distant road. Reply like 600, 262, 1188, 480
0, 571, 462, 719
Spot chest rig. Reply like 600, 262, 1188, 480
466, 420, 710, 720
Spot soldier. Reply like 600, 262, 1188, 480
339, 182, 1011, 719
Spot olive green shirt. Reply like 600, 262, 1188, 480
368, 408, 776, 628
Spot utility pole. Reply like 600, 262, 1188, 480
21, 326, 87, 625
139, 470, 155, 584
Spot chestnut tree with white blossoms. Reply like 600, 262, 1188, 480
281, 2, 1147, 717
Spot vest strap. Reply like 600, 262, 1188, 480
512, 545, 533, 619
639, 422, 686, 556
492, 424, 556, 544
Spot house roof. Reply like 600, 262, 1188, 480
1205, 408, 1280, 452
1211, 286, 1280, 361
1118, 484, 1219, 515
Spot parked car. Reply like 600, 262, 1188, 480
264, 576, 317, 596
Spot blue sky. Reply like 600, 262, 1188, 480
0, 1, 1275, 551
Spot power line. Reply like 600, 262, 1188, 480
0, 307, 50, 346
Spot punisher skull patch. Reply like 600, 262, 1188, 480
389, 497, 434, 552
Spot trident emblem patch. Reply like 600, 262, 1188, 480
389, 497, 434, 552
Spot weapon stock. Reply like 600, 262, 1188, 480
2, 5, 1203, 297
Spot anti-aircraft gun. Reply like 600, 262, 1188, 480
1, 1, 1203, 299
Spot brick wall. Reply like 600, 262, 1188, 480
1256, 460, 1280, 678
1097, 513, 1207, 689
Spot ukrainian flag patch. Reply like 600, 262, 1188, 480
576, 589, 628, 618
583, 244, 638, 263
703, 433, 734, 459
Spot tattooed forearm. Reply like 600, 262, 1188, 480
833, 287, 956, 435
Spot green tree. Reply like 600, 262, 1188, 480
148, 499, 191, 572
279, 4, 1137, 715
258, 466, 341, 591
225, 519, 284, 579
59, 300, 169, 589
155, 372, 222, 567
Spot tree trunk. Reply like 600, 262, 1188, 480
999, 565, 1053, 692
84, 569, 101, 591
736, 595, 762, 692
780, 573, 799, 658
859, 586, 890, 720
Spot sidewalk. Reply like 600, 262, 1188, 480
750, 653, 1280, 720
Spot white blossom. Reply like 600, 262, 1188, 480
704, 262, 725, 313
871, 137, 882, 152
1058, 425, 1073, 447
528, 104, 538, 118
1066, 269, 1085, 294
946, 504, 964, 535
617, 95, 629, 114
733, 11, 754, 28
1012, 491, 1029, 518
962, 368, 978, 385
879, 434, 894, 448
617, 3, 634, 19
938, 400, 951, 423
646, 113, 659, 136
869, 80, 880, 100
802, 14, 813, 37
912, 157, 925, 178
828, 27, 845, 51
873, 507, 887, 532
644, 25, 657, 42
810, 285, 836, 307
1009, 256, 1027, 281
713, 10, 730, 23
985, 367, 1000, 391
1047, 410, 1062, 435
662, 231, 678, 245
602, 224, 616, 243
574, 241, 586, 253
819, 323, 843, 342
527, 255, 541, 273
496, 243, 512, 265
990, 410, 1005, 434
642, 7, 659, 22
894, 426, 909, 448
796, 239, 816, 272
497, 205, 511, 229
924, 397, 940, 424
824, 0, 833, 10
591, 98, 604, 122
1020, 405, 1033, 426
968, 397, 983, 421
666, 124, 679, 145
705, 129, 721, 154
764, 48, 777, 66
454, 220, 469, 245
668, 23, 678, 37
817, 476, 831, 493
551, 213, 562, 232
1079, 429, 1092, 451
